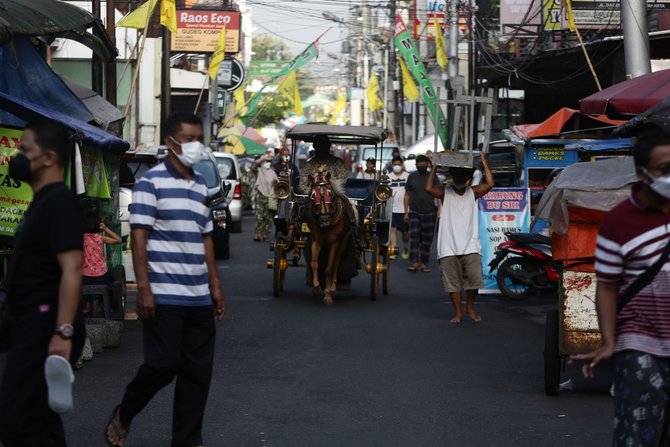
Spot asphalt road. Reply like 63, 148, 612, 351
2, 213, 615, 446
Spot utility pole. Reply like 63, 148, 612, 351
448, 0, 460, 149
105, 0, 117, 107
160, 28, 171, 142
362, 0, 370, 126
621, 0, 651, 77
91, 0, 103, 94
388, 0, 399, 142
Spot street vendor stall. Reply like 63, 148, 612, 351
532, 156, 636, 395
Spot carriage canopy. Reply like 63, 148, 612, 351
286, 124, 388, 145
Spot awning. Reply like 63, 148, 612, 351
0, 92, 129, 152
511, 107, 625, 140
60, 76, 124, 129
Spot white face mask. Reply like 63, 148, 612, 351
644, 168, 670, 199
392, 165, 403, 174
170, 138, 203, 168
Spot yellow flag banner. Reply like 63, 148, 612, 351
234, 82, 246, 114
208, 25, 227, 80
160, 0, 177, 33
433, 18, 448, 71
116, 0, 157, 29
367, 71, 384, 112
565, 0, 577, 32
330, 91, 347, 124
278, 71, 303, 116
399, 58, 420, 102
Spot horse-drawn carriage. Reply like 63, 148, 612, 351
266, 124, 395, 304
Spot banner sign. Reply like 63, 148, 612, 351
478, 188, 531, 293
0, 127, 32, 237
394, 14, 448, 150
413, 0, 470, 39
170, 10, 240, 53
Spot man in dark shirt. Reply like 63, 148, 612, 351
404, 155, 439, 272
0, 120, 85, 446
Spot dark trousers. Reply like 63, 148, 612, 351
0, 308, 85, 447
119, 305, 215, 447
409, 210, 437, 265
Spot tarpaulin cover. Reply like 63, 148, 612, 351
580, 69, 670, 117
0, 92, 129, 151
286, 124, 388, 145
0, 37, 93, 125
511, 107, 624, 139
564, 138, 632, 152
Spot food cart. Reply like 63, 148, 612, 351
532, 156, 636, 395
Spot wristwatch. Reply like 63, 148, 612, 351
54, 323, 74, 340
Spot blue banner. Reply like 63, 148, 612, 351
478, 188, 531, 294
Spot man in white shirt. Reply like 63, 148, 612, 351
426, 155, 494, 323
389, 156, 410, 260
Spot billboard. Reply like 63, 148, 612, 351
413, 0, 470, 39
500, 0, 541, 34
0, 127, 32, 237
170, 10, 240, 53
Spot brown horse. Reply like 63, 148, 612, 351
306, 168, 352, 305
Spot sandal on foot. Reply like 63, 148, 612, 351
421, 266, 431, 273
408, 264, 419, 272
105, 405, 129, 447
45, 355, 74, 414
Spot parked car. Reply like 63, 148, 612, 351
120, 146, 232, 259
213, 152, 242, 233
353, 144, 400, 176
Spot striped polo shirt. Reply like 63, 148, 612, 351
130, 159, 214, 307
595, 183, 670, 356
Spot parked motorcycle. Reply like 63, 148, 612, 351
489, 232, 558, 300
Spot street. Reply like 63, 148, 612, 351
4, 214, 613, 446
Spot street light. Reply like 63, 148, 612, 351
322, 11, 344, 23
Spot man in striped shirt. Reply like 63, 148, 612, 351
106, 113, 225, 447
572, 126, 670, 446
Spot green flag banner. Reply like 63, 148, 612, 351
394, 15, 448, 150
243, 41, 320, 123
81, 147, 112, 199
0, 127, 32, 237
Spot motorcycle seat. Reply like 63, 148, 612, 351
506, 232, 552, 245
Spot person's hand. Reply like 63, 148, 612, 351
403, 212, 409, 223
211, 287, 226, 320
99, 222, 107, 231
569, 343, 614, 378
137, 286, 156, 319
48, 335, 72, 362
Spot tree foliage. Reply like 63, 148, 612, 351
253, 93, 292, 128
252, 34, 293, 61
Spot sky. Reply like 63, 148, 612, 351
248, 0, 360, 74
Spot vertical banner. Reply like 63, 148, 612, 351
394, 14, 448, 150
0, 127, 31, 237
478, 188, 531, 293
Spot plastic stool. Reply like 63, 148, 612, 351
81, 284, 111, 319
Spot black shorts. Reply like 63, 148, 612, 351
392, 213, 409, 232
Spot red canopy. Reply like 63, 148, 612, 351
512, 107, 624, 140
580, 69, 670, 116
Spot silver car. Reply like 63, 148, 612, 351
213, 152, 242, 233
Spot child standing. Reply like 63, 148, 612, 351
82, 213, 121, 285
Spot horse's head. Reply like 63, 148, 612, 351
308, 166, 336, 227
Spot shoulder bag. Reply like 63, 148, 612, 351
618, 240, 670, 312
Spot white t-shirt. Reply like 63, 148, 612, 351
437, 186, 481, 259
389, 171, 409, 214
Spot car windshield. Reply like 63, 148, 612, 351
215, 157, 237, 180
194, 160, 219, 189
361, 146, 397, 161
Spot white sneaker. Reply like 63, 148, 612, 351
44, 355, 75, 414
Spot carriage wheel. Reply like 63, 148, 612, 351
370, 235, 379, 301
382, 246, 389, 296
273, 233, 286, 298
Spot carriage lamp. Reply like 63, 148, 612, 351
374, 172, 392, 202
274, 170, 291, 200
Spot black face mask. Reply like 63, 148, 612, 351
417, 166, 428, 174
8, 153, 31, 182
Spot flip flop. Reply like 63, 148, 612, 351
408, 265, 419, 272
421, 267, 431, 273
44, 355, 74, 414
105, 405, 128, 447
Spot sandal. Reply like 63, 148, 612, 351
105, 405, 129, 447
421, 267, 431, 273
408, 264, 419, 272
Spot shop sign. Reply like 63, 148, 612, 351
0, 127, 31, 237
170, 10, 240, 53
478, 188, 530, 293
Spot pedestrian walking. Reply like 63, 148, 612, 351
105, 113, 226, 447
0, 120, 86, 446
252, 149, 278, 241
389, 156, 410, 260
426, 155, 494, 323
404, 155, 440, 272
570, 125, 670, 446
